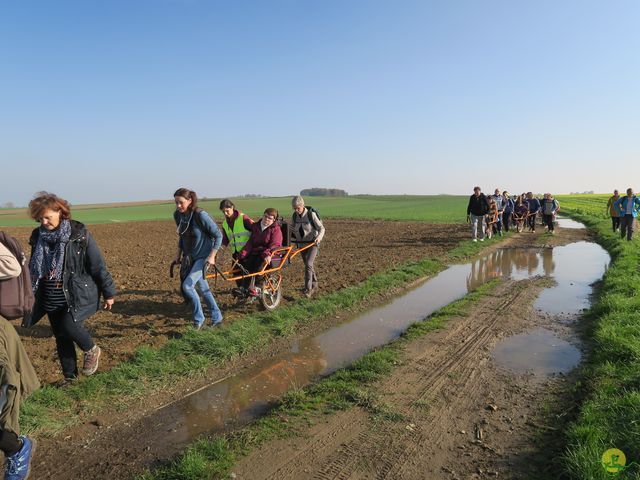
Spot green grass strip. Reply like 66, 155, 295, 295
558, 206, 640, 479
137, 279, 497, 480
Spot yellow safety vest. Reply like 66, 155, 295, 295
222, 211, 251, 254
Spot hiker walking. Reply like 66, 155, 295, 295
614, 188, 640, 241
219, 199, 253, 260
25, 192, 115, 384
467, 187, 490, 242
525, 192, 541, 232
606, 190, 621, 233
173, 188, 223, 329
491, 189, 505, 236
541, 193, 560, 233
502, 191, 515, 232
291, 195, 325, 297
0, 246, 40, 480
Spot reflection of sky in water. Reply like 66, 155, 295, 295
556, 217, 587, 229
153, 233, 609, 448
535, 242, 609, 314
492, 328, 581, 377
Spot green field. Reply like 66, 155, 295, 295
0, 195, 470, 227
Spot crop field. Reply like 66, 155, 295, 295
0, 195, 469, 227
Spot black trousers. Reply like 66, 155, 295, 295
542, 214, 554, 231
47, 307, 95, 378
611, 216, 621, 232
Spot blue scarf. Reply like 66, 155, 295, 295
29, 219, 72, 292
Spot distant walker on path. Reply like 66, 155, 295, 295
467, 187, 490, 242
614, 188, 640, 241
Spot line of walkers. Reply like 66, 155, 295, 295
0, 190, 325, 479
467, 186, 560, 242
607, 188, 640, 241
174, 190, 325, 332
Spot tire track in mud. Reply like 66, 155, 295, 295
235, 278, 542, 480
315, 281, 533, 480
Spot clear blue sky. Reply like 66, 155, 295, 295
1, 0, 638, 206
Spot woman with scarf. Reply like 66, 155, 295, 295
25, 192, 116, 385
173, 188, 223, 329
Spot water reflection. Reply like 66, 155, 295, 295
492, 328, 581, 378
152, 238, 608, 448
179, 336, 327, 442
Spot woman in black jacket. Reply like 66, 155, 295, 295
25, 192, 116, 384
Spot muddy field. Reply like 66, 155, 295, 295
5, 219, 468, 384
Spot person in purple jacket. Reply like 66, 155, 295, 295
236, 208, 283, 297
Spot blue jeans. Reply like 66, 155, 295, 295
182, 258, 222, 326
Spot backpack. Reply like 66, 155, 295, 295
292, 206, 322, 231
0, 232, 35, 320
278, 216, 291, 248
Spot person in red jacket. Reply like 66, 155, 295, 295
235, 208, 283, 297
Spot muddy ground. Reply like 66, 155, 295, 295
231, 225, 591, 480
10, 220, 592, 479
5, 220, 468, 384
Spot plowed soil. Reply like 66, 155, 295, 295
5, 219, 467, 384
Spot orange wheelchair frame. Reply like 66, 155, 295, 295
203, 241, 318, 310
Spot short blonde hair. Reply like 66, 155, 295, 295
291, 195, 305, 207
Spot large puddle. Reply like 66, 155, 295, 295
148, 220, 610, 447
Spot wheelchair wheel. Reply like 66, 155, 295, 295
260, 273, 282, 311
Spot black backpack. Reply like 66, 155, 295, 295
0, 232, 35, 320
292, 206, 321, 231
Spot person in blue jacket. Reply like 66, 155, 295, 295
502, 191, 515, 232
615, 188, 640, 241
525, 192, 541, 232
173, 188, 223, 329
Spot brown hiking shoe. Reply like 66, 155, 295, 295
82, 346, 101, 376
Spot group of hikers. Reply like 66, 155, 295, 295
0, 189, 325, 479
607, 188, 640, 240
466, 187, 560, 241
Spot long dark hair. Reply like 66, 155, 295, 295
173, 188, 198, 212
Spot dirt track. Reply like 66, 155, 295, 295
232, 226, 591, 480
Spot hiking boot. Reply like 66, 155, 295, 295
5, 436, 34, 480
54, 376, 77, 388
81, 345, 101, 376
231, 287, 246, 297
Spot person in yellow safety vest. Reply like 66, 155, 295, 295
219, 199, 254, 259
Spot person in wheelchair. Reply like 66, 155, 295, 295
234, 208, 283, 298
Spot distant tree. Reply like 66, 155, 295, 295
2, 202, 14, 209
300, 188, 348, 197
